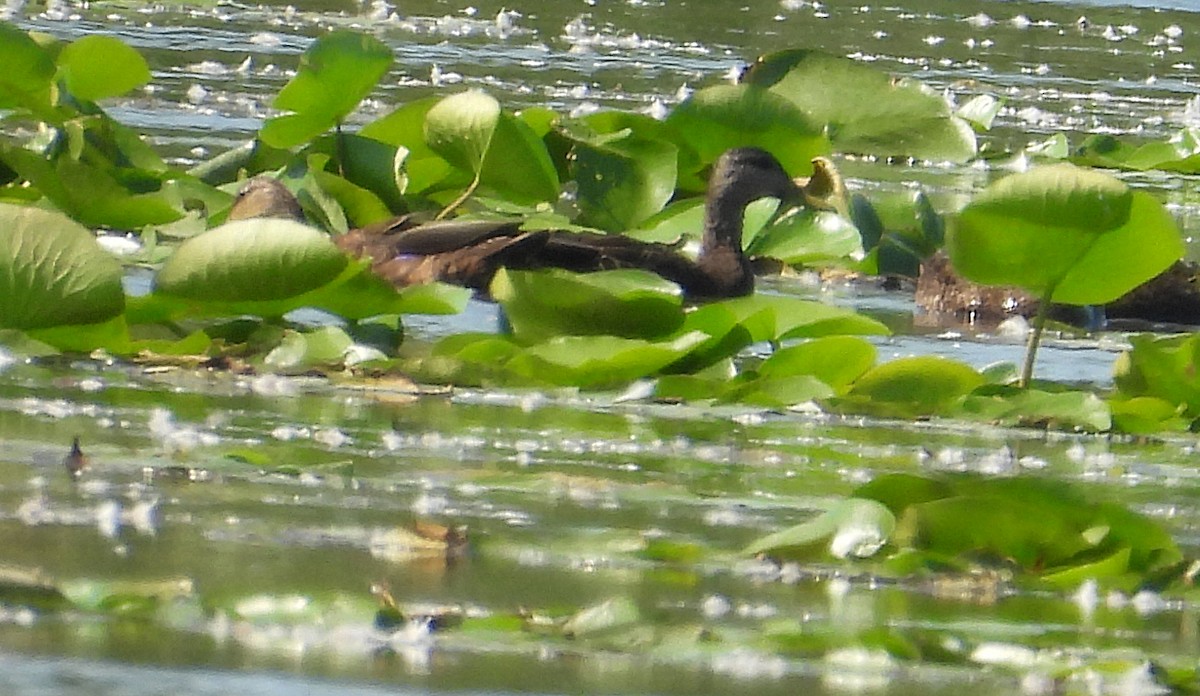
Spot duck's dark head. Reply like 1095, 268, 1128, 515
687, 148, 801, 298
227, 176, 305, 223
707, 148, 802, 214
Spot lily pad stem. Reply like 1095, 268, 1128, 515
437, 173, 481, 220
334, 122, 345, 177
1019, 290, 1053, 388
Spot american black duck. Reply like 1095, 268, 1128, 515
227, 147, 816, 299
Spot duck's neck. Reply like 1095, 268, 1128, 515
700, 192, 748, 256
693, 193, 754, 297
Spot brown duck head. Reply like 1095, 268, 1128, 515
693, 147, 804, 298
227, 176, 306, 223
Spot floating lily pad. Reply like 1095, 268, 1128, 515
155, 218, 348, 302
743, 49, 977, 163
744, 498, 895, 560
758, 336, 876, 393
0, 203, 125, 330
508, 331, 710, 388
746, 208, 862, 265
491, 267, 684, 344
837, 356, 983, 418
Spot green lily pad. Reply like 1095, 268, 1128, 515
1, 149, 181, 229
743, 49, 977, 163
570, 131, 678, 232
424, 90, 559, 204
1113, 333, 1200, 420
491, 267, 685, 344
956, 94, 1002, 132
671, 295, 888, 373
747, 208, 863, 265
949, 164, 1182, 305
58, 35, 150, 101
838, 356, 984, 418
665, 83, 829, 181
744, 498, 895, 560
360, 96, 455, 195
508, 331, 709, 388
0, 203, 124, 330
758, 336, 876, 393
260, 31, 393, 149
264, 327, 355, 371
0, 24, 55, 110
154, 218, 349, 302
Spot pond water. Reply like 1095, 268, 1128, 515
4, 0, 1200, 693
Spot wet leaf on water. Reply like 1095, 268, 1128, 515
835, 356, 983, 418
1, 150, 181, 229
757, 336, 876, 393
1113, 333, 1200, 422
959, 386, 1112, 432
744, 498, 895, 560
491, 267, 684, 344
569, 130, 678, 232
1107, 396, 1188, 435
561, 596, 641, 639
717, 373, 833, 408
747, 208, 862, 266
263, 327, 355, 371
955, 94, 1002, 132
507, 331, 709, 388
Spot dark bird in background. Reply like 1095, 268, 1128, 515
63, 436, 88, 479
227, 147, 818, 300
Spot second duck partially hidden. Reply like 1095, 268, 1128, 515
227, 147, 805, 301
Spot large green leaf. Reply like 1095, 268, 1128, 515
746, 209, 862, 265
507, 332, 709, 388
666, 84, 828, 180
758, 336, 876, 393
0, 23, 55, 111
838, 356, 983, 418
259, 31, 393, 149
58, 35, 150, 101
949, 164, 1182, 304
743, 49, 976, 163
424, 91, 559, 203
1113, 333, 1200, 420
360, 96, 454, 195
1, 148, 181, 229
744, 498, 895, 560
670, 295, 888, 373
571, 132, 677, 232
491, 267, 685, 344
154, 219, 348, 302
0, 204, 124, 330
